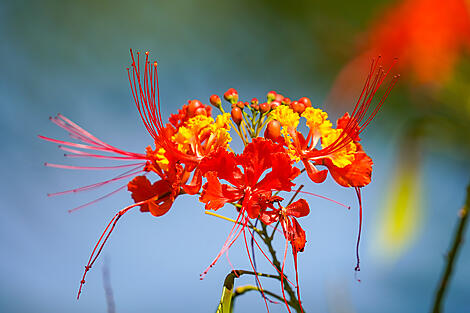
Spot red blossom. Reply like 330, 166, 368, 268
199, 138, 300, 218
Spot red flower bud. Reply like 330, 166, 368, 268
282, 97, 291, 105
290, 101, 305, 114
188, 99, 203, 116
209, 94, 221, 108
264, 120, 281, 140
236, 101, 245, 109
194, 107, 207, 116
231, 107, 243, 126
274, 93, 284, 102
224, 88, 239, 104
251, 98, 259, 105
270, 100, 281, 109
267, 90, 277, 102
298, 97, 312, 108
259, 102, 271, 113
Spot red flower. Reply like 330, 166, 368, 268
199, 138, 301, 218
259, 198, 310, 313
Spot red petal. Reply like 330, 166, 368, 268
238, 138, 286, 186
290, 218, 306, 253
199, 172, 242, 211
182, 168, 202, 195
324, 144, 373, 187
303, 160, 328, 183
256, 152, 300, 192
259, 210, 280, 225
285, 199, 310, 218
127, 176, 174, 215
199, 148, 244, 187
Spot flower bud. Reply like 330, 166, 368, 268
209, 94, 221, 109
194, 107, 207, 116
236, 101, 245, 109
224, 88, 239, 104
274, 93, 284, 102
290, 101, 305, 114
231, 107, 243, 126
298, 97, 312, 108
270, 100, 281, 109
267, 91, 277, 103
259, 102, 271, 113
264, 120, 281, 140
188, 99, 203, 116
251, 98, 259, 105
282, 97, 291, 106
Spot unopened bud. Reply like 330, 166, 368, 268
275, 93, 284, 102
267, 91, 277, 103
188, 99, 203, 116
290, 101, 305, 114
265, 120, 281, 140
259, 102, 271, 113
298, 97, 312, 108
231, 107, 243, 126
224, 88, 239, 104
209, 94, 221, 108
270, 100, 281, 109
194, 107, 207, 116
236, 101, 245, 109
282, 97, 291, 105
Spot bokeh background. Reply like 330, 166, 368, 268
1, 0, 470, 312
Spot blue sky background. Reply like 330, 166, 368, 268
1, 0, 469, 312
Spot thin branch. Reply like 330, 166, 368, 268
232, 285, 290, 306
431, 182, 470, 313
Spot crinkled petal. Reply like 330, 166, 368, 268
256, 152, 300, 192
199, 148, 244, 187
127, 176, 174, 215
325, 144, 373, 187
200, 172, 243, 210
238, 138, 286, 186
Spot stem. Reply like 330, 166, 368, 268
217, 270, 281, 313
259, 223, 303, 312
431, 182, 470, 313
232, 285, 293, 307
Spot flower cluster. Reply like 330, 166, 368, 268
41, 50, 397, 311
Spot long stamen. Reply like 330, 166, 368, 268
67, 184, 129, 213
77, 200, 147, 299
243, 224, 270, 313
44, 162, 145, 170
297, 190, 350, 209
200, 209, 245, 279
280, 238, 292, 313
354, 187, 363, 278
47, 166, 144, 197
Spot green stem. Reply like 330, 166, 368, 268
431, 182, 470, 313
231, 285, 295, 309
216, 270, 281, 313
259, 223, 303, 312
